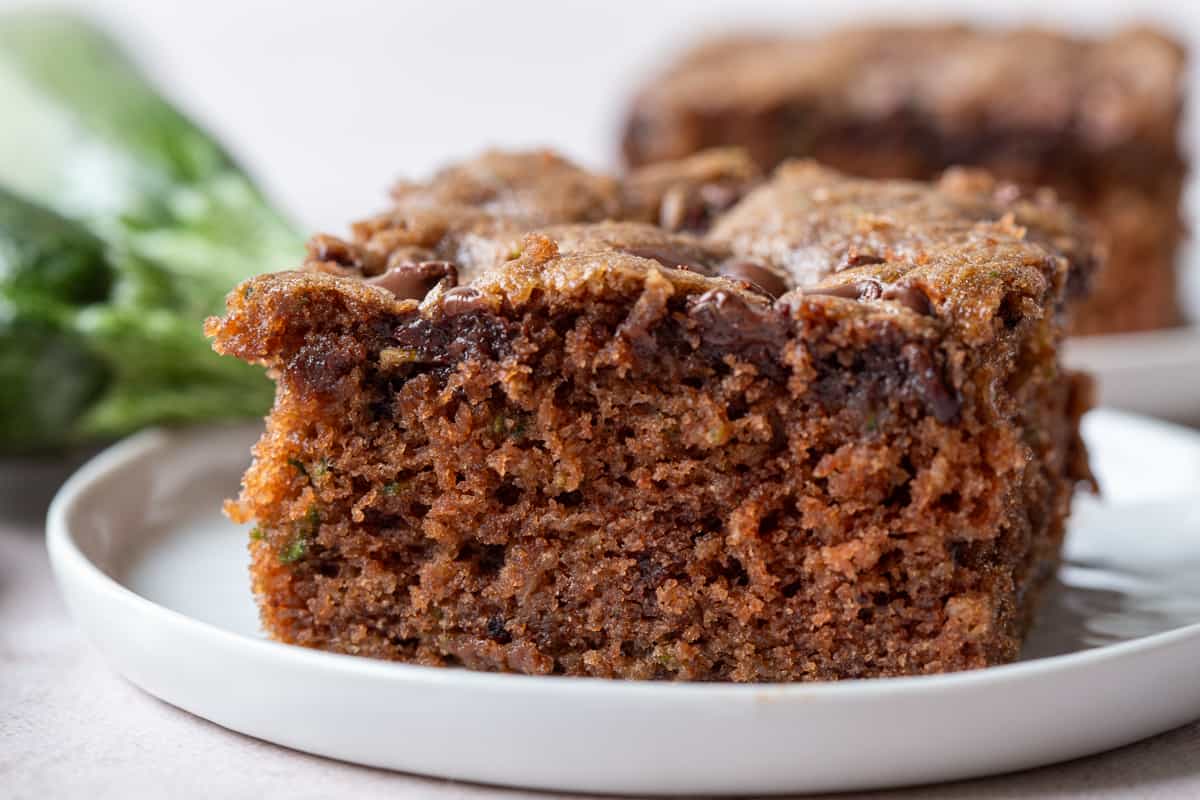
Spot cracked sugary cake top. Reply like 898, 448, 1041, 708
287, 149, 1097, 349
626, 26, 1185, 152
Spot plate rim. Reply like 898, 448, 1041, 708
45, 408, 1200, 701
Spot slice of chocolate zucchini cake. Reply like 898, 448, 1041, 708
207, 150, 1096, 681
622, 25, 1186, 335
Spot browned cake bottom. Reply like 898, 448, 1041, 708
212, 258, 1090, 682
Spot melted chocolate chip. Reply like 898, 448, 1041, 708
804, 282, 866, 300
366, 261, 458, 300
441, 287, 487, 316
689, 289, 789, 378
720, 261, 788, 299
292, 342, 360, 395
901, 343, 961, 424
691, 290, 783, 346
392, 310, 512, 366
805, 280, 934, 315
622, 245, 719, 275
660, 182, 744, 233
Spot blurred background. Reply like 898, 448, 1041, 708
1, 0, 1192, 232
1, 0, 1198, 455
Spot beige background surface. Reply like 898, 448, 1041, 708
3, 1, 1200, 796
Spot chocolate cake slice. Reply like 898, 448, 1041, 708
207, 150, 1096, 681
622, 25, 1185, 335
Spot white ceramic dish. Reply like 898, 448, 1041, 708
47, 411, 1200, 796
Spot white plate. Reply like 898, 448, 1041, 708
46, 411, 1200, 796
